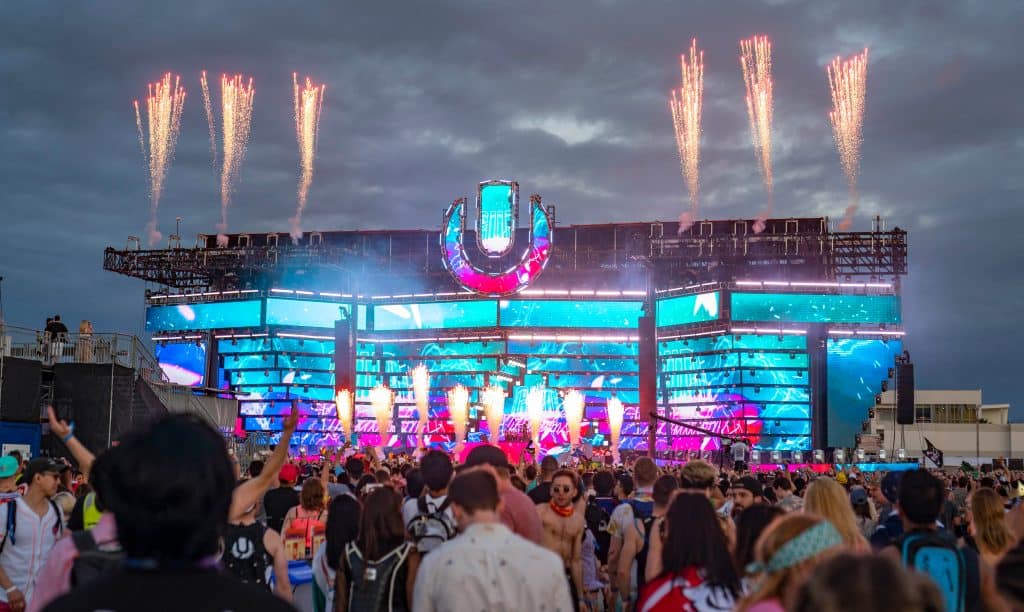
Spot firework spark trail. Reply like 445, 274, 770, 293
200, 71, 217, 171
133, 73, 186, 246
210, 74, 255, 246
290, 74, 326, 242
670, 39, 704, 233
740, 36, 774, 233
828, 49, 868, 231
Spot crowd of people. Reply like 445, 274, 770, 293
0, 405, 1023, 611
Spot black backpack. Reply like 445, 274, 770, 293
406, 496, 455, 554
345, 541, 412, 612
584, 498, 612, 564
223, 522, 271, 588
627, 500, 655, 590
70, 530, 124, 587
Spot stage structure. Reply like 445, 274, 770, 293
106, 180, 908, 458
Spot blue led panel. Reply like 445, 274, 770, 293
656, 292, 720, 327
731, 293, 901, 325
146, 300, 261, 332
500, 300, 643, 328
154, 342, 206, 386
266, 298, 352, 328
373, 301, 497, 331
827, 338, 902, 448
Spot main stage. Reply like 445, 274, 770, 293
105, 182, 908, 458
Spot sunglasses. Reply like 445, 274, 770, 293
552, 485, 574, 494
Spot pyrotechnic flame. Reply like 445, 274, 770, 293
289, 74, 326, 242
740, 36, 774, 233
200, 72, 217, 171
448, 385, 470, 452
481, 385, 506, 443
563, 390, 585, 449
133, 73, 186, 246
370, 384, 393, 447
201, 73, 255, 245
607, 396, 625, 463
670, 39, 704, 234
828, 49, 868, 231
335, 389, 353, 439
527, 386, 546, 450
411, 365, 430, 448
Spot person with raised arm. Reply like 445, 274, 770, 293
229, 406, 298, 522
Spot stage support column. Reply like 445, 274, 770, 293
638, 310, 657, 456
808, 324, 829, 450
334, 309, 355, 399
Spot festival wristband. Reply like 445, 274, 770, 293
5, 585, 17, 593
62, 429, 75, 443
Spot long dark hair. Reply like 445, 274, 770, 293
734, 504, 784, 574
356, 486, 406, 561
325, 494, 361, 570
661, 493, 741, 595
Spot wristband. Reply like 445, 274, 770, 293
62, 429, 75, 443
5, 585, 17, 593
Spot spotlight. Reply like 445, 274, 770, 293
834, 448, 846, 463
770, 450, 782, 463
897, 448, 907, 460
813, 449, 825, 463
855, 448, 866, 462
878, 448, 887, 460
791, 451, 803, 463
750, 450, 761, 464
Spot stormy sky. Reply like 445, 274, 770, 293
1, 1, 1022, 417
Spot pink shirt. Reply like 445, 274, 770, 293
499, 485, 543, 545
28, 513, 117, 612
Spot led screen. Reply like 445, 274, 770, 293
155, 342, 206, 386
146, 300, 261, 332
827, 338, 902, 448
731, 292, 901, 325
658, 334, 811, 451
373, 301, 497, 331
477, 182, 516, 255
656, 292, 720, 327
266, 298, 352, 328
500, 300, 643, 328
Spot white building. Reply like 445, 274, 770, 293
859, 389, 1020, 467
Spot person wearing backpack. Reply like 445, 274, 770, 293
586, 470, 617, 566
337, 486, 419, 611
402, 451, 455, 555
607, 457, 658, 610
222, 499, 292, 604
893, 469, 987, 612
0, 458, 66, 612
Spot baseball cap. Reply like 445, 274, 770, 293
850, 486, 869, 505
463, 445, 510, 469
881, 471, 903, 504
278, 464, 300, 483
23, 457, 62, 483
0, 456, 18, 479
733, 475, 764, 497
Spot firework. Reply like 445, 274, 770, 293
670, 39, 704, 233
527, 386, 546, 455
290, 74, 326, 242
370, 384, 393, 446
201, 73, 255, 246
828, 49, 868, 231
563, 390, 585, 449
133, 73, 186, 246
411, 365, 430, 448
607, 396, 625, 464
740, 36, 774, 233
481, 385, 506, 443
448, 385, 470, 453
335, 389, 353, 439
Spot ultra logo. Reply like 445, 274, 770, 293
441, 180, 553, 296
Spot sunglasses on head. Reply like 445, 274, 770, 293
552, 485, 574, 494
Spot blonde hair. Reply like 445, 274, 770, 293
738, 513, 829, 611
804, 478, 867, 550
970, 488, 1014, 557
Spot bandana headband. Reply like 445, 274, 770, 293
746, 521, 842, 575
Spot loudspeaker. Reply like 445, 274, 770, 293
0, 357, 42, 422
896, 363, 915, 425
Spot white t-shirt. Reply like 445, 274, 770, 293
0, 497, 64, 604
